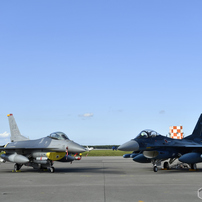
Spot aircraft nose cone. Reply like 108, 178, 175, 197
118, 140, 139, 151
67, 141, 86, 153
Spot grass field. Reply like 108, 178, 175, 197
81, 150, 132, 156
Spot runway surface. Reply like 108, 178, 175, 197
0, 156, 202, 202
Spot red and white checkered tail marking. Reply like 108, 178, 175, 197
169, 126, 183, 139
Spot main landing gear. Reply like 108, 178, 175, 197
13, 163, 23, 172
49, 166, 55, 173
48, 160, 55, 173
190, 163, 197, 170
163, 161, 170, 170
12, 161, 55, 173
39, 160, 55, 173
152, 160, 197, 172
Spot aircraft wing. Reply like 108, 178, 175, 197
0, 146, 56, 152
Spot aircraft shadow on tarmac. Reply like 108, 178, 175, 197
2, 164, 202, 174
1, 166, 125, 174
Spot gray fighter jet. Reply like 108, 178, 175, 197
0, 114, 86, 173
118, 114, 202, 172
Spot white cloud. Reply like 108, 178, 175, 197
79, 113, 94, 118
83, 113, 93, 117
0, 131, 10, 138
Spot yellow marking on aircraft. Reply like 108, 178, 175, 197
46, 152, 66, 161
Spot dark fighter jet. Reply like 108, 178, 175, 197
0, 114, 86, 173
118, 114, 202, 172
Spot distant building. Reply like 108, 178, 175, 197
169, 126, 183, 139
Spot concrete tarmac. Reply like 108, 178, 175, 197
0, 156, 202, 202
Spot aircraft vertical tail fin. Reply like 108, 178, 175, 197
185, 114, 202, 140
7, 114, 29, 142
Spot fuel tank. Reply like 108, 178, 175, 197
123, 154, 132, 158
123, 153, 140, 158
179, 152, 202, 164
133, 154, 151, 163
1, 153, 29, 164
130, 153, 139, 158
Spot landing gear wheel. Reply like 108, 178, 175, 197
14, 163, 21, 172
153, 166, 158, 172
50, 167, 55, 173
14, 164, 18, 172
163, 162, 169, 169
190, 163, 197, 170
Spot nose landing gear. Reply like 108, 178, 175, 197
152, 160, 161, 172
153, 166, 158, 172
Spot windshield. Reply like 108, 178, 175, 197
49, 132, 70, 140
135, 129, 160, 139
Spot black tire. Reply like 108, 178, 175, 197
50, 167, 55, 173
191, 163, 197, 170
163, 162, 169, 169
14, 164, 20, 172
153, 166, 158, 172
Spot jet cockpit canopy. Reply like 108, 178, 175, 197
49, 132, 70, 140
135, 129, 160, 139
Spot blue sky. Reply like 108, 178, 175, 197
0, 1, 202, 145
